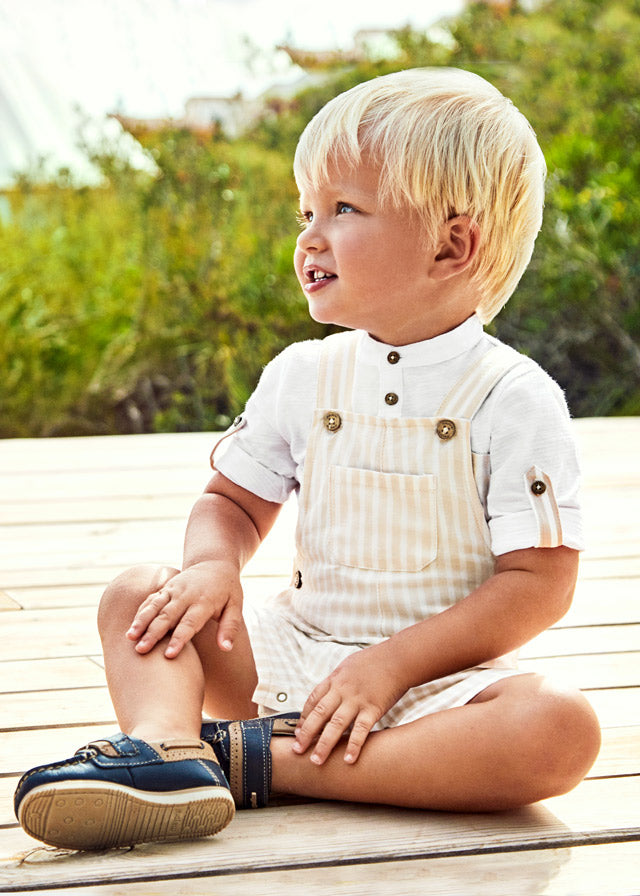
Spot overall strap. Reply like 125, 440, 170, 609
437, 343, 527, 419
316, 330, 360, 411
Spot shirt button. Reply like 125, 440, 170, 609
531, 480, 547, 495
436, 419, 457, 440
323, 411, 342, 432
385, 392, 399, 406
276, 692, 288, 703
387, 351, 400, 365
293, 570, 302, 589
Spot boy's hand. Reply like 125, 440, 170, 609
293, 642, 407, 765
126, 560, 243, 658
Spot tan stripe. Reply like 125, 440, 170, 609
526, 467, 563, 547
437, 345, 523, 419
227, 723, 244, 805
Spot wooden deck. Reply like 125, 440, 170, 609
1, 419, 639, 895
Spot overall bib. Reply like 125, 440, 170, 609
247, 331, 527, 726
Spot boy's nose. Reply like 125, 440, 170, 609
296, 221, 327, 254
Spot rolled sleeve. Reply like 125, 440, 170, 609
214, 341, 318, 504
486, 367, 584, 556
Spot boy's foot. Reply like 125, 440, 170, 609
201, 712, 299, 809
14, 733, 235, 850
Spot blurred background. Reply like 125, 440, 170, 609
1, 0, 638, 437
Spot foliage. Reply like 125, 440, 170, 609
1, 0, 639, 436
0, 134, 329, 436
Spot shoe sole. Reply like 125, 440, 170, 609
18, 780, 236, 850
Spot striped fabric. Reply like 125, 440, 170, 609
525, 465, 563, 548
250, 331, 530, 723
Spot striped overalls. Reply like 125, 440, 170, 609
249, 331, 528, 725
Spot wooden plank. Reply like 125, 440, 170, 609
0, 688, 116, 733
0, 591, 20, 611
0, 469, 203, 503
561, 578, 639, 627
523, 624, 640, 657
2, 575, 289, 612
0, 608, 101, 662
0, 658, 106, 695
2, 841, 638, 896
582, 687, 640, 728
579, 556, 640, 579
520, 652, 639, 690
1, 776, 639, 890
0, 567, 128, 590
1, 495, 195, 525
0, 505, 296, 578
0, 726, 116, 777
1, 719, 635, 783
0, 432, 218, 475
589, 726, 640, 778
0, 585, 103, 611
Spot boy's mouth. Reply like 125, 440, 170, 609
303, 265, 337, 288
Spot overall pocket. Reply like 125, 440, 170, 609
328, 466, 437, 572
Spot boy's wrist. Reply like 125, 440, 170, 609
373, 635, 422, 695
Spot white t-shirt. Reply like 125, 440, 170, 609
216, 315, 584, 556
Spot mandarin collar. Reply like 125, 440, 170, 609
358, 315, 484, 367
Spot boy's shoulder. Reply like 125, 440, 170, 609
483, 334, 571, 419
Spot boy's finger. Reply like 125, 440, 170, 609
294, 688, 339, 753
165, 606, 208, 657
127, 591, 170, 639
134, 597, 185, 652
309, 708, 357, 765
343, 713, 376, 764
216, 601, 243, 652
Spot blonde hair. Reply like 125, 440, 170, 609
293, 68, 546, 322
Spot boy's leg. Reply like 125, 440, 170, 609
97, 564, 260, 739
270, 674, 601, 812
14, 564, 260, 849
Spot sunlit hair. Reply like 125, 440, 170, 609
293, 68, 546, 322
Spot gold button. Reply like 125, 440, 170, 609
387, 351, 400, 365
293, 570, 302, 589
531, 480, 547, 495
276, 692, 288, 703
436, 419, 456, 440
323, 412, 342, 432
385, 392, 399, 406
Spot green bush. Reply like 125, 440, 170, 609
1, 0, 638, 435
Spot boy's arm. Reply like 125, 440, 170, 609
127, 472, 281, 658
294, 545, 578, 765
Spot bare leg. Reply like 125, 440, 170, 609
270, 674, 601, 811
98, 574, 600, 812
97, 565, 259, 742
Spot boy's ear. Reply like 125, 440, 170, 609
431, 216, 480, 280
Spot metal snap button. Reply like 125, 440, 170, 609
232, 415, 243, 427
293, 570, 302, 589
276, 692, 288, 703
387, 351, 400, 365
531, 480, 547, 495
323, 412, 342, 432
436, 419, 456, 440
385, 392, 399, 406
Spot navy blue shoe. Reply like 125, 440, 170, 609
201, 713, 299, 809
14, 733, 235, 850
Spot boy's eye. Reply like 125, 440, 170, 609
337, 202, 355, 215
296, 210, 313, 229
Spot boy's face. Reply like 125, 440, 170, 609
294, 157, 475, 345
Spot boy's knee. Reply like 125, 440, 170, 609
525, 681, 601, 799
98, 564, 180, 632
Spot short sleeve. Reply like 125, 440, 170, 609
485, 365, 584, 555
214, 341, 319, 503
